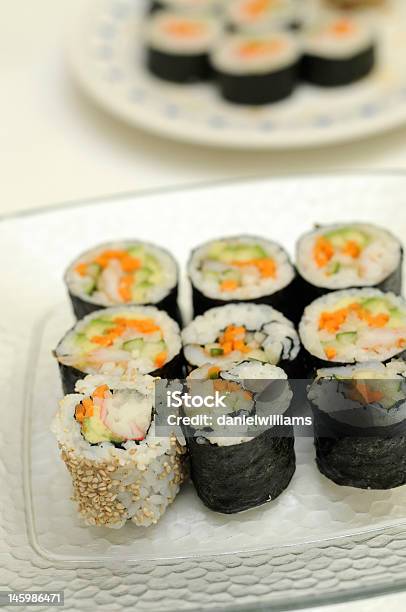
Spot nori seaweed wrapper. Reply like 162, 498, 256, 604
215, 63, 298, 105
301, 45, 375, 87
309, 375, 406, 489
188, 428, 295, 513
191, 275, 299, 323
147, 47, 212, 83
58, 352, 185, 395
68, 286, 182, 326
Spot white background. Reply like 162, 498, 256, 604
1, 1, 406, 610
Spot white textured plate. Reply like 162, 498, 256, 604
69, 0, 406, 149
3, 173, 406, 611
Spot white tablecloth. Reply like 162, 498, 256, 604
1, 1, 406, 610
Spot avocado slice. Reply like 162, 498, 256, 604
123, 338, 144, 353
84, 318, 116, 339
81, 414, 125, 445
336, 331, 358, 345
325, 227, 369, 249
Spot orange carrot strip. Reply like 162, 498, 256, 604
324, 347, 337, 360
75, 404, 86, 423
220, 279, 239, 292
92, 384, 109, 399
75, 262, 88, 276
119, 274, 133, 302
342, 240, 361, 259
82, 398, 94, 418
155, 351, 168, 369
313, 237, 334, 268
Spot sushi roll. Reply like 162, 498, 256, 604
188, 236, 296, 318
211, 31, 300, 105
182, 303, 301, 376
308, 361, 406, 489
296, 223, 403, 309
145, 11, 220, 83
301, 15, 376, 87
51, 374, 187, 527
184, 361, 295, 513
225, 0, 297, 34
64, 241, 180, 322
54, 306, 183, 394
148, 0, 221, 14
299, 289, 406, 375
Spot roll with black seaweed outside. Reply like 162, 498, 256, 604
308, 361, 406, 489
299, 289, 406, 376
145, 11, 221, 83
296, 223, 403, 310
301, 15, 376, 86
65, 241, 180, 322
54, 306, 183, 394
188, 235, 296, 318
211, 31, 300, 105
184, 360, 296, 513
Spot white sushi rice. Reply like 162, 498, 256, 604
303, 14, 375, 59
188, 235, 295, 300
309, 360, 406, 428
55, 305, 181, 376
296, 223, 401, 290
145, 11, 221, 55
51, 374, 187, 528
182, 303, 300, 367
226, 0, 296, 33
211, 31, 300, 74
65, 240, 178, 307
300, 289, 406, 363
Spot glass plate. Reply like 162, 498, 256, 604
4, 173, 406, 611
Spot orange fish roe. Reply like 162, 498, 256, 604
313, 237, 334, 268
319, 302, 390, 334
92, 384, 109, 399
164, 20, 204, 37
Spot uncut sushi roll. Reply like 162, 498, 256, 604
54, 306, 183, 394
296, 223, 403, 309
225, 0, 297, 34
301, 15, 376, 87
51, 374, 187, 527
188, 235, 296, 318
182, 303, 301, 376
211, 31, 300, 105
64, 241, 180, 322
145, 11, 220, 83
299, 289, 406, 375
184, 361, 295, 513
308, 361, 406, 489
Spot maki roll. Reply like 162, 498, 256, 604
64, 241, 180, 322
211, 31, 300, 105
182, 303, 301, 376
301, 15, 376, 87
296, 223, 403, 309
188, 235, 296, 318
308, 361, 406, 489
51, 374, 187, 527
184, 361, 295, 513
149, 0, 221, 13
145, 11, 220, 83
54, 306, 183, 394
299, 289, 406, 375
225, 0, 297, 34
